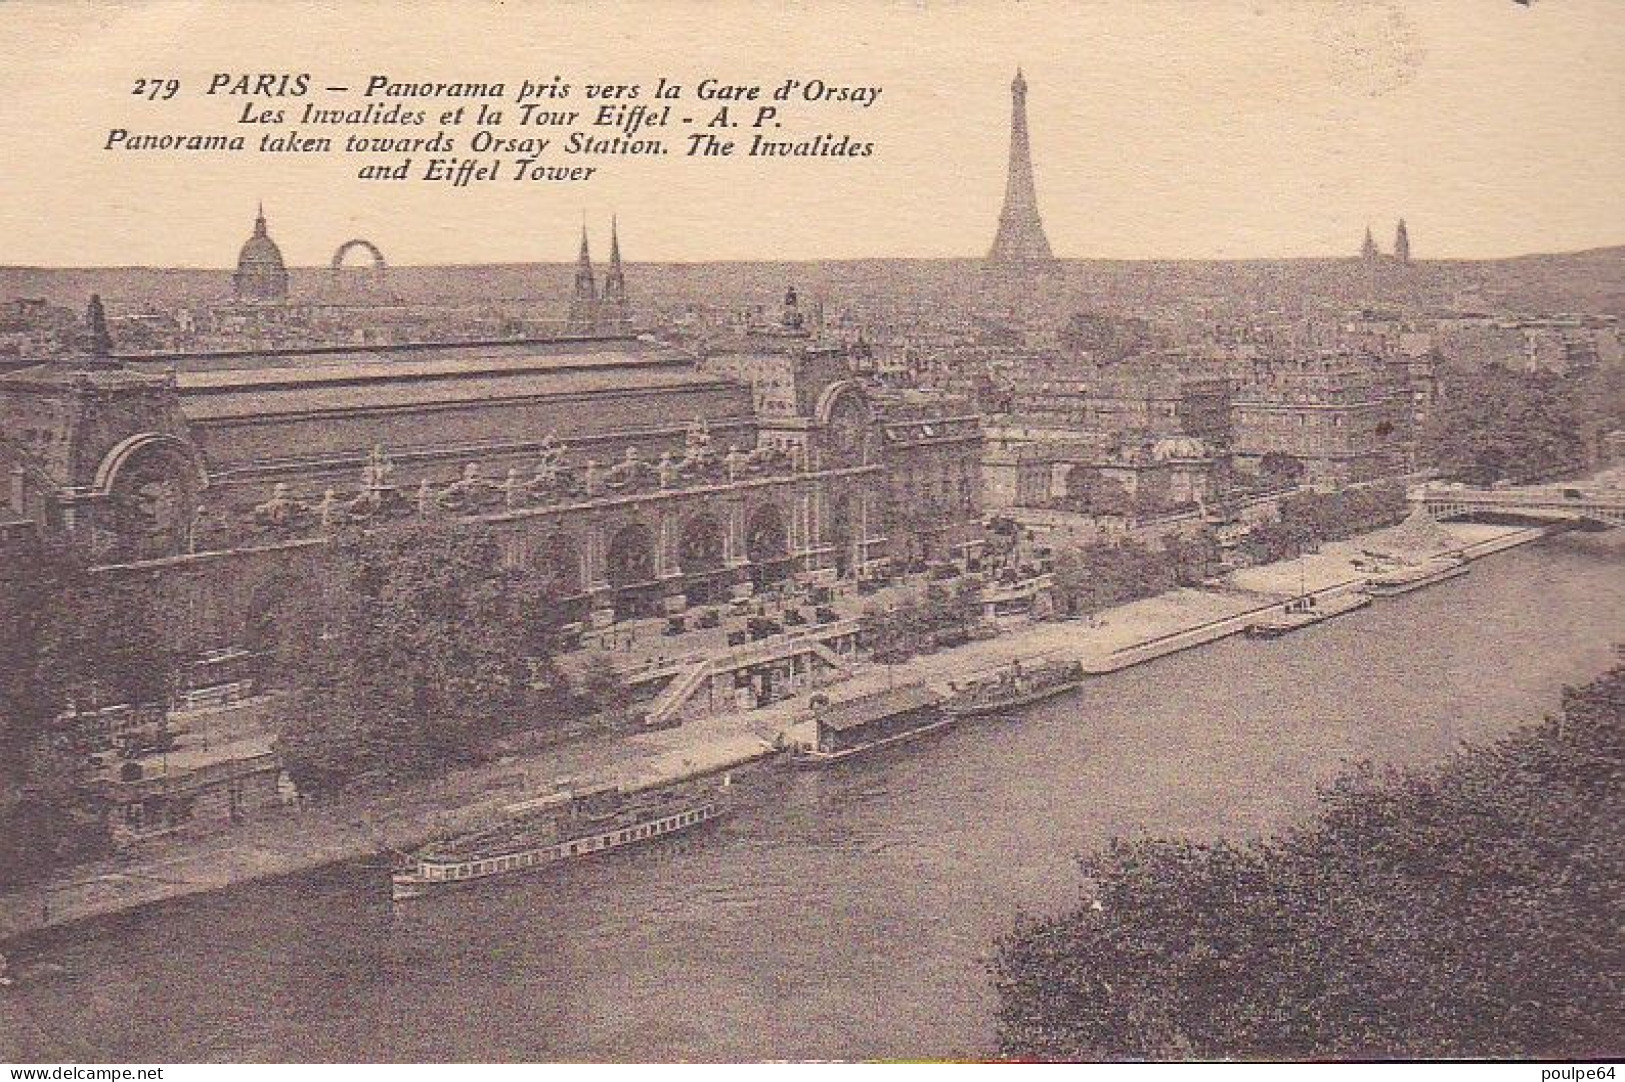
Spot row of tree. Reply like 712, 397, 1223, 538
0, 520, 627, 887
0, 543, 174, 886
1422, 361, 1625, 484
991, 656, 1624, 1060
1049, 530, 1225, 618
1237, 482, 1410, 565
1043, 481, 1407, 619
858, 580, 983, 663
264, 520, 624, 798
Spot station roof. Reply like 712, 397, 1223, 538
164, 337, 740, 422
132, 334, 677, 373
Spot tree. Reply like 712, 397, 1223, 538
1275, 483, 1408, 549
268, 520, 574, 796
1422, 363, 1590, 484
1258, 452, 1305, 487
1050, 536, 1195, 617
992, 660, 1625, 1061
860, 592, 928, 662
576, 654, 633, 722
0, 541, 175, 886
1163, 528, 1223, 586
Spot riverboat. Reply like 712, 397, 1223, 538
390, 775, 732, 902
1360, 555, 1471, 597
788, 683, 950, 768
944, 659, 1086, 718
1245, 591, 1372, 639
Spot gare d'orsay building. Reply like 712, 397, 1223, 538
0, 221, 983, 663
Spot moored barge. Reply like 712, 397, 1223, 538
391, 775, 731, 902
788, 683, 950, 768
1245, 590, 1372, 638
944, 658, 1086, 718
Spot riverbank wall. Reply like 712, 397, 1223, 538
1080, 524, 1550, 674
0, 521, 1554, 949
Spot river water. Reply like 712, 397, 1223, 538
8, 535, 1624, 1062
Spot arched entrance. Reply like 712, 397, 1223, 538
96, 433, 205, 562
815, 380, 875, 468
745, 504, 792, 589
677, 513, 726, 604
606, 521, 658, 618
532, 531, 585, 620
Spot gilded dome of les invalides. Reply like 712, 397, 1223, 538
232, 205, 290, 302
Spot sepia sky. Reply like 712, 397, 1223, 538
0, 0, 1621, 267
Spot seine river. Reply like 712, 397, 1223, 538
8, 535, 1624, 1062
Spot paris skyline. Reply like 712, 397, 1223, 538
0, 0, 1622, 267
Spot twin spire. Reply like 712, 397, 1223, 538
569, 217, 630, 333
1361, 219, 1413, 264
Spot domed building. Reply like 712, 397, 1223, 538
232, 205, 289, 303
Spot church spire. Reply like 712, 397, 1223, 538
568, 223, 599, 334
600, 216, 630, 330
574, 224, 595, 291
254, 202, 268, 237
1393, 218, 1411, 264
1361, 225, 1379, 261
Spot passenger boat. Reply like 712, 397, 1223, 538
787, 683, 950, 768
1361, 555, 1471, 597
390, 775, 732, 902
943, 658, 1086, 718
1245, 591, 1372, 638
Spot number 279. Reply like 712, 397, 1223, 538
132, 78, 180, 101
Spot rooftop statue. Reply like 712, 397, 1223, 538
253, 482, 310, 528
604, 446, 648, 490
316, 488, 340, 529
362, 444, 395, 492
533, 433, 566, 485
439, 463, 500, 512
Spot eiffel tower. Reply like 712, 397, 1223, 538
988, 69, 1054, 263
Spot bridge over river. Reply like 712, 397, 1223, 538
1414, 481, 1625, 528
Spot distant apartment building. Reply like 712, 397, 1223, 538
1432, 314, 1620, 375
0, 297, 82, 362
1006, 354, 1232, 447
1515, 316, 1619, 374
982, 433, 1213, 517
1231, 351, 1409, 484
